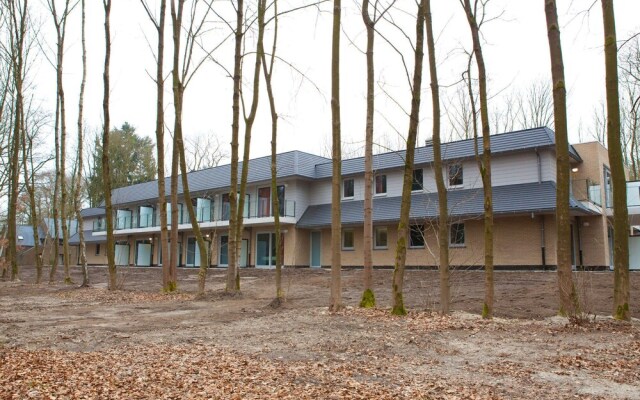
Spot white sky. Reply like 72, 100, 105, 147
28, 0, 640, 166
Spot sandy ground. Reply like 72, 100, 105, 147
1, 265, 639, 399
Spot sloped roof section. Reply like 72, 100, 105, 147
108, 150, 330, 206
315, 127, 580, 178
80, 207, 106, 218
69, 230, 107, 245
297, 181, 593, 228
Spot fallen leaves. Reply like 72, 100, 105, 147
54, 288, 193, 304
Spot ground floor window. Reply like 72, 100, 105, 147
450, 223, 465, 247
95, 243, 101, 256
219, 235, 228, 265
409, 224, 425, 248
374, 227, 388, 249
256, 232, 277, 267
342, 230, 355, 250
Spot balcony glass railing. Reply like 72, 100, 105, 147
627, 181, 640, 207
93, 200, 296, 232
572, 179, 602, 207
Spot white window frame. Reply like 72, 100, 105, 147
342, 229, 355, 251
342, 178, 355, 200
374, 226, 388, 250
449, 223, 465, 247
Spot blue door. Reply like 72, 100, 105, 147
310, 231, 321, 267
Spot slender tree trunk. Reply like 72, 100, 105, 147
76, 0, 89, 287
234, 0, 266, 292
22, 114, 44, 283
462, 0, 494, 319
151, 0, 171, 292
170, 0, 209, 295
602, 0, 630, 320
261, 0, 284, 305
391, 0, 425, 316
544, 0, 578, 316
102, 0, 117, 290
329, 0, 343, 312
360, 0, 375, 308
226, 0, 243, 293
425, 0, 449, 314
50, 79, 60, 283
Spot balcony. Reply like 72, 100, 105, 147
93, 200, 296, 233
572, 179, 603, 207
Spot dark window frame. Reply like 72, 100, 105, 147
343, 178, 355, 199
448, 163, 464, 187
412, 169, 423, 191
450, 223, 465, 247
374, 174, 387, 195
409, 224, 425, 248
374, 226, 388, 249
342, 229, 355, 250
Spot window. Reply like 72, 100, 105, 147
412, 169, 423, 191
343, 178, 355, 199
375, 175, 387, 195
409, 224, 425, 248
219, 235, 229, 265
96, 244, 101, 256
448, 164, 463, 187
342, 230, 355, 250
374, 227, 388, 249
450, 223, 465, 247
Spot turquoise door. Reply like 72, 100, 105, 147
310, 231, 321, 267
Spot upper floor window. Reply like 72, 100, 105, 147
412, 169, 423, 191
375, 174, 387, 195
448, 164, 463, 187
343, 178, 355, 199
409, 224, 425, 248
342, 229, 355, 250
450, 223, 465, 247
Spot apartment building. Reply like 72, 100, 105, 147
74, 127, 630, 270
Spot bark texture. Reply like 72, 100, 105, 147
329, 0, 343, 312
392, 0, 425, 316
544, 0, 577, 316
601, 0, 630, 320
425, 0, 450, 314
462, 0, 494, 319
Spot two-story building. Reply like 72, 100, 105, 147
76, 127, 636, 271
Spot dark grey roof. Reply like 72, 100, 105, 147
109, 150, 330, 206
80, 207, 105, 218
17, 225, 46, 247
297, 181, 593, 228
69, 230, 107, 245
315, 127, 580, 178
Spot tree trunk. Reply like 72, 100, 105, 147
544, 0, 578, 316
76, 0, 89, 287
602, 0, 630, 320
170, 0, 209, 295
360, 0, 375, 308
102, 0, 117, 290
462, 0, 494, 319
425, 0, 449, 314
260, 0, 284, 305
329, 0, 343, 312
392, 0, 425, 316
226, 0, 243, 294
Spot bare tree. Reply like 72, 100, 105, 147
102, 0, 117, 290
141, 0, 172, 291
391, 0, 425, 316
424, 0, 449, 314
185, 133, 228, 171
47, 0, 74, 284
460, 0, 494, 319
601, 0, 629, 320
329, 0, 343, 312
74, 0, 89, 287
544, 0, 578, 316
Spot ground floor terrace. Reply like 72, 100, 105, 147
79, 212, 620, 270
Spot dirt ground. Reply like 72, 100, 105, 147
1, 266, 639, 399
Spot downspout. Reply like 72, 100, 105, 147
576, 216, 583, 269
540, 215, 546, 270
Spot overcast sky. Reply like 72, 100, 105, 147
28, 0, 640, 165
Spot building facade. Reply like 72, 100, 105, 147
73, 127, 634, 270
